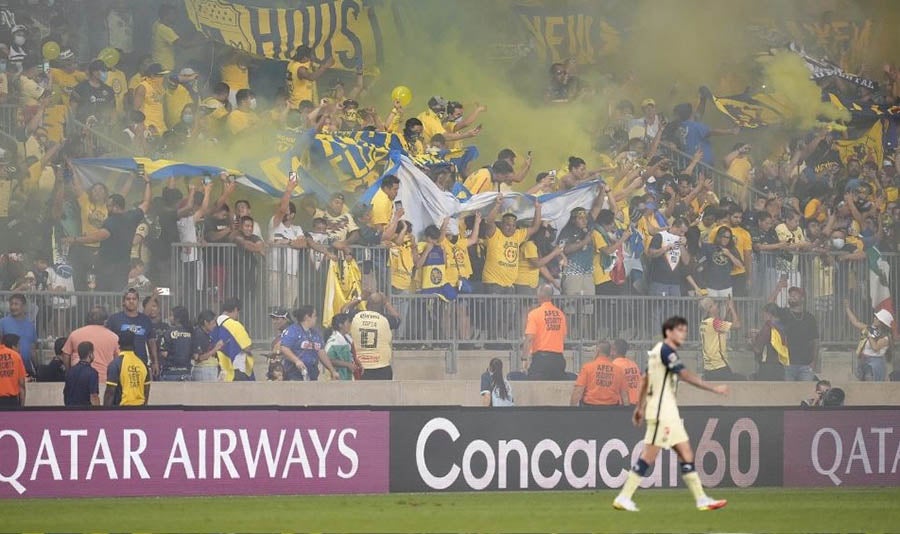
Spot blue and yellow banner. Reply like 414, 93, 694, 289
309, 130, 403, 191
185, 0, 384, 71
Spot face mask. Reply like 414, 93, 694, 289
99, 71, 108, 83
249, 98, 257, 110
182, 114, 194, 125
832, 238, 845, 249
13, 35, 25, 46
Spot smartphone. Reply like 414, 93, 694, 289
394, 200, 403, 209
527, 150, 533, 157
288, 171, 298, 183
227, 174, 237, 183
136, 163, 146, 180
202, 175, 212, 186
157, 287, 171, 296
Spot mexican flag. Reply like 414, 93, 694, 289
867, 246, 897, 335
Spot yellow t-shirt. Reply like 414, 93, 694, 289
107, 68, 128, 113
592, 229, 612, 285
439, 237, 468, 287
726, 157, 751, 183
370, 189, 394, 227
444, 120, 462, 150
885, 186, 898, 203
482, 228, 528, 287
49, 67, 86, 107
226, 108, 258, 136
389, 241, 414, 291
42, 104, 67, 143
151, 21, 179, 71
106, 350, 149, 406
138, 79, 167, 134
164, 83, 193, 128
78, 192, 107, 249
286, 59, 314, 107
416, 108, 446, 144
220, 62, 249, 92
350, 310, 394, 370
707, 223, 750, 275
463, 167, 494, 195
19, 76, 43, 107
514, 240, 540, 288
700, 317, 732, 372
128, 73, 144, 92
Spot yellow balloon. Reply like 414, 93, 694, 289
391, 85, 412, 107
97, 47, 120, 69
42, 41, 60, 61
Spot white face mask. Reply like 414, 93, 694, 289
13, 35, 26, 46
249, 98, 257, 110
832, 238, 845, 249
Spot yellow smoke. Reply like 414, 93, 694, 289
759, 52, 851, 130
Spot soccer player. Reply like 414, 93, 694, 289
613, 316, 729, 512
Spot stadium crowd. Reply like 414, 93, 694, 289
0, 1, 897, 401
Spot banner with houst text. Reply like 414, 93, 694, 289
833, 119, 884, 167
184, 0, 385, 71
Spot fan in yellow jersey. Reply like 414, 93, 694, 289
220, 49, 251, 108
613, 316, 729, 513
226, 89, 260, 136
285, 46, 334, 109
103, 331, 150, 407
132, 63, 169, 135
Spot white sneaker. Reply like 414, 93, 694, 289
612, 495, 639, 512
696, 496, 727, 511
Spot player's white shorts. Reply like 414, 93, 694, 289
644, 418, 689, 449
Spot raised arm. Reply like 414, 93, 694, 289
455, 103, 486, 130
843, 299, 867, 330
467, 212, 483, 246
525, 201, 542, 239
137, 173, 152, 214
482, 196, 503, 238
726, 297, 741, 330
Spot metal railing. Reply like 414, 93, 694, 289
755, 250, 898, 345
0, 104, 19, 137
660, 145, 765, 206
169, 243, 391, 338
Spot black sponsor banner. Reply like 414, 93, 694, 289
389, 407, 783, 492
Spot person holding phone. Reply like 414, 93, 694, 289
66, 168, 152, 291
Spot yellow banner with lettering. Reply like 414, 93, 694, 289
514, 3, 620, 64
184, 0, 384, 71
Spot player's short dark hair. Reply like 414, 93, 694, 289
77, 341, 94, 361
117, 330, 136, 351
492, 160, 514, 175
662, 316, 688, 337
2, 333, 20, 349
613, 338, 629, 356
381, 174, 400, 189
596, 340, 611, 356
497, 148, 516, 161
222, 298, 242, 313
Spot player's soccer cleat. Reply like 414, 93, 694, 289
612, 496, 639, 512
696, 497, 728, 511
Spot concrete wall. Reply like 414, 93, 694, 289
25, 380, 900, 408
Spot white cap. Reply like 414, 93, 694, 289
874, 309, 894, 328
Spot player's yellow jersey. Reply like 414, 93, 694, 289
645, 341, 685, 421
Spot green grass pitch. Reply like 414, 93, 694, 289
2, 488, 898, 532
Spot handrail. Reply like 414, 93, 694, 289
659, 144, 766, 204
